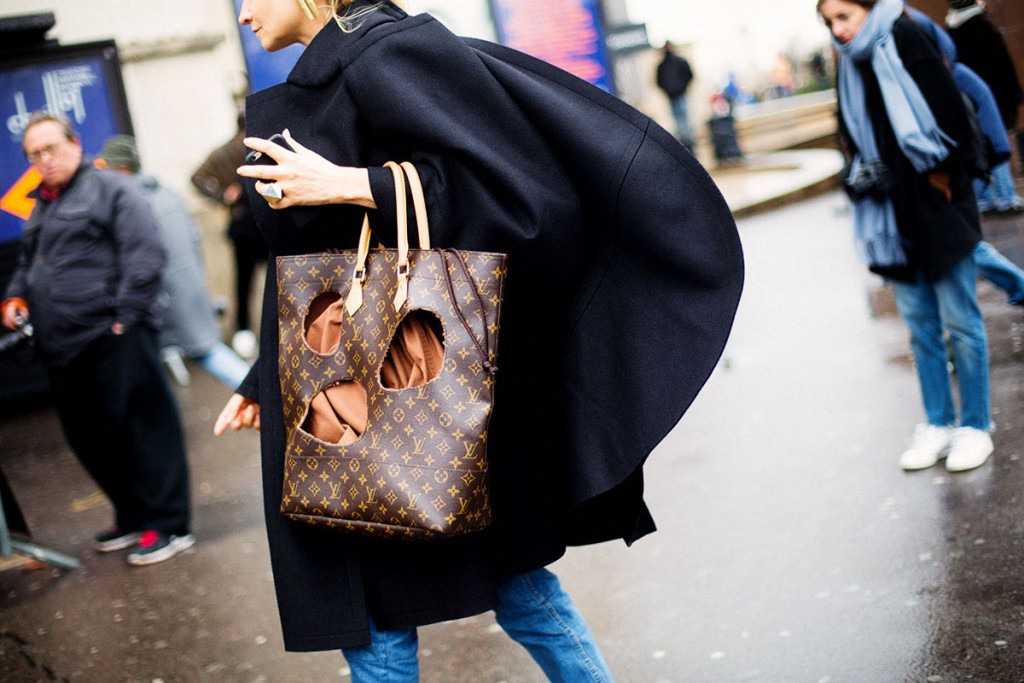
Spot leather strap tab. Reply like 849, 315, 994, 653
344, 214, 373, 315
384, 161, 409, 311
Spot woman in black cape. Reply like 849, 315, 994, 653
215, 0, 743, 678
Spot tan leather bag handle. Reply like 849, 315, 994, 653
400, 161, 431, 250
346, 161, 407, 314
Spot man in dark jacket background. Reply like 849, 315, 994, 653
656, 41, 696, 150
1, 112, 194, 566
945, 0, 1024, 172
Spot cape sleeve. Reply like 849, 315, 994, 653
347, 27, 578, 257
347, 20, 743, 546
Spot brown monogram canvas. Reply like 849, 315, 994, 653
276, 245, 507, 539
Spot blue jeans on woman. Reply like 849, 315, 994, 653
341, 567, 614, 682
891, 254, 991, 431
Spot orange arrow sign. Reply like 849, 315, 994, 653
1, 167, 41, 220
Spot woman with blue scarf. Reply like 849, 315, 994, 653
818, 0, 993, 472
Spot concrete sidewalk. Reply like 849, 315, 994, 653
708, 148, 844, 218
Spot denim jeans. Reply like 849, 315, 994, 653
891, 255, 991, 430
670, 95, 694, 148
342, 567, 614, 683
974, 161, 1022, 210
196, 342, 251, 389
974, 241, 1024, 306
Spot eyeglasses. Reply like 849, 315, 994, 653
25, 142, 66, 164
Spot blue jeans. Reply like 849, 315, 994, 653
974, 161, 1022, 210
974, 241, 1024, 306
342, 567, 614, 682
669, 95, 694, 148
195, 342, 251, 389
891, 255, 991, 430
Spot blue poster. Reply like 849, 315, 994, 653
232, 0, 304, 94
0, 45, 129, 244
490, 0, 614, 93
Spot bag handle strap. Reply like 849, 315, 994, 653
345, 161, 408, 315
386, 160, 412, 311
400, 161, 431, 250
344, 163, 496, 377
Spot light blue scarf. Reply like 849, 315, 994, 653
835, 0, 954, 268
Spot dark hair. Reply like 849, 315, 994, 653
816, 0, 877, 13
23, 111, 77, 142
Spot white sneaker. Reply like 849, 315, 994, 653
231, 329, 258, 360
899, 424, 953, 470
945, 427, 994, 472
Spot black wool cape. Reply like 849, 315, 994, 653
239, 1, 743, 652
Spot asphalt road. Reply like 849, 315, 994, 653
2, 190, 1024, 682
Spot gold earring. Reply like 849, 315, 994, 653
299, 0, 317, 20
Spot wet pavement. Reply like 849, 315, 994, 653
2, 159, 1024, 682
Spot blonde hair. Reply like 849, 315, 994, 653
330, 0, 388, 33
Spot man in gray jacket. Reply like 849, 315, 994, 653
1, 112, 194, 566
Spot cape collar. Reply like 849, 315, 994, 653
287, 1, 405, 88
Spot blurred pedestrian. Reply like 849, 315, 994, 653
906, 6, 1024, 306
709, 93, 743, 162
819, 0, 994, 472
1, 112, 194, 565
810, 50, 832, 91
910, 3, 1022, 214
769, 53, 796, 98
191, 108, 266, 360
97, 135, 252, 388
944, 0, 1024, 176
656, 41, 695, 149
214, 0, 742, 678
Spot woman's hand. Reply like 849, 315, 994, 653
927, 171, 952, 202
237, 129, 376, 210
214, 393, 261, 435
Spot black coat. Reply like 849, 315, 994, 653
656, 52, 694, 99
838, 16, 981, 284
947, 12, 1023, 130
5, 163, 165, 367
239, 1, 743, 651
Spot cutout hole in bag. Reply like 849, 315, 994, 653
304, 290, 345, 355
302, 380, 368, 445
381, 309, 445, 389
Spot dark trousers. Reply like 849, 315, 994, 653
48, 327, 191, 535
232, 236, 268, 332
